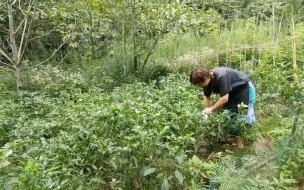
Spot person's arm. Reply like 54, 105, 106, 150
210, 94, 228, 112
204, 96, 211, 107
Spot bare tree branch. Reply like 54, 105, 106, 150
18, 0, 26, 15
0, 65, 14, 72
140, 33, 161, 71
12, 0, 17, 6
28, 29, 55, 41
20, 0, 37, 65
55, 48, 73, 67
7, 0, 19, 64
0, 43, 12, 58
0, 48, 13, 63
14, 16, 27, 34
18, 16, 28, 61
0, 60, 14, 69
105, 0, 131, 16
0, 25, 9, 33
21, 41, 66, 71
140, 22, 169, 71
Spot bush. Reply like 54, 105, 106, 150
0, 73, 263, 189
28, 65, 87, 96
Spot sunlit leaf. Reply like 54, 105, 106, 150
140, 167, 156, 177
161, 178, 169, 190
174, 170, 184, 184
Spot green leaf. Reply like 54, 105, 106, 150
272, 177, 279, 184
156, 173, 164, 178
15, 142, 25, 148
3, 184, 13, 190
176, 154, 187, 165
174, 170, 184, 184
60, 179, 69, 185
6, 177, 19, 185
109, 160, 117, 170
92, 165, 98, 170
140, 167, 156, 177
46, 178, 52, 187
133, 156, 138, 167
191, 155, 202, 165
4, 149, 12, 157
0, 160, 10, 169
161, 178, 169, 190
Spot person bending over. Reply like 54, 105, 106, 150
190, 67, 256, 148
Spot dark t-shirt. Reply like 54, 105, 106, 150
203, 67, 250, 112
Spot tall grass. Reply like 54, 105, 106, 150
152, 15, 304, 73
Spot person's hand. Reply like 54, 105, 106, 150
202, 108, 212, 115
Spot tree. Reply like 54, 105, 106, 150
0, 0, 66, 95
45, 0, 113, 60
48, 0, 191, 73
102, 0, 191, 73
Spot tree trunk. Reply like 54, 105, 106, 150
8, 1, 18, 65
14, 66, 22, 95
8, 0, 22, 95
134, 55, 138, 71
132, 0, 137, 72
122, 2, 126, 76
90, 12, 95, 59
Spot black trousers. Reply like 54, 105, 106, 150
223, 83, 249, 113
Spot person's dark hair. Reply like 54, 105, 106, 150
190, 67, 210, 85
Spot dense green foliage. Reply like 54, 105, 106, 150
0, 69, 303, 189
0, 74, 251, 189
1, 0, 304, 189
